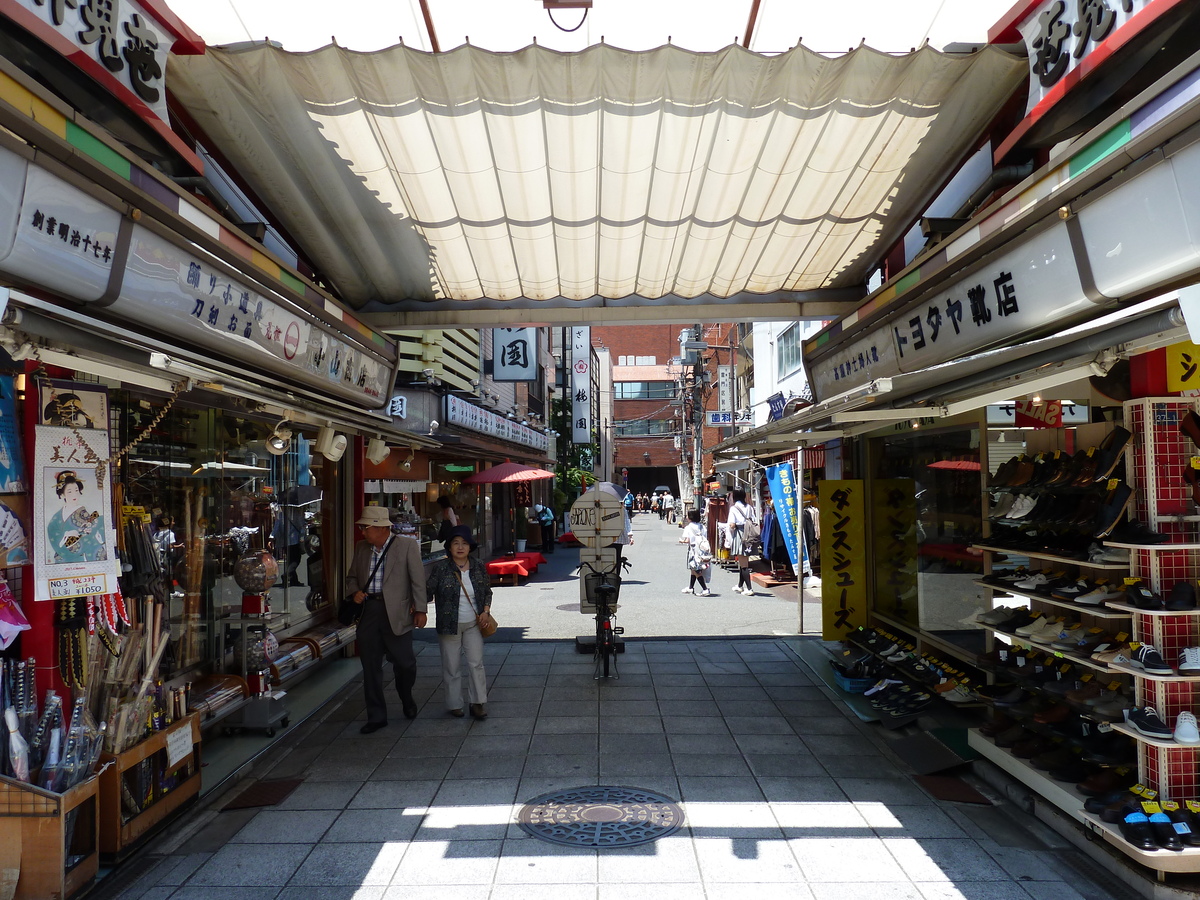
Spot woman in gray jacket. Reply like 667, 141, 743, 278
427, 525, 493, 719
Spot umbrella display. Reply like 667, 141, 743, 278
652, 485, 672, 493
463, 461, 553, 484
586, 482, 628, 500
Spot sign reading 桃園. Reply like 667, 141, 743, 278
571, 327, 592, 449
819, 480, 867, 640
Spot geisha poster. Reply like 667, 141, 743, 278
32, 426, 120, 601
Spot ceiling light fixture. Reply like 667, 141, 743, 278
265, 421, 292, 455
366, 437, 390, 465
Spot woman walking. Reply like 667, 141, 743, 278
427, 525, 493, 719
678, 509, 712, 595
726, 489, 757, 595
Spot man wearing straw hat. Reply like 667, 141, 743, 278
345, 506, 428, 733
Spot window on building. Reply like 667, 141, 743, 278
614, 381, 676, 400
777, 325, 803, 379
615, 419, 676, 436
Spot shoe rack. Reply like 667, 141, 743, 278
968, 422, 1189, 871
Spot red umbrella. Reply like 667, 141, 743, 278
463, 460, 553, 484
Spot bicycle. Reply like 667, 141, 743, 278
579, 559, 625, 678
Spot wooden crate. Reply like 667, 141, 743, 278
97, 713, 201, 860
0, 772, 99, 900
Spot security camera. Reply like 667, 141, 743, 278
422, 367, 435, 378
401, 458, 412, 471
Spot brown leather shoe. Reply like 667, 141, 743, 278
448, 708, 465, 718
469, 703, 488, 720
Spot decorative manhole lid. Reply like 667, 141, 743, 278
517, 785, 685, 848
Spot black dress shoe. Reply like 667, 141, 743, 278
1166, 581, 1197, 611
1149, 812, 1185, 851
1119, 812, 1159, 851
403, 703, 419, 720
360, 721, 387, 734
448, 708, 465, 717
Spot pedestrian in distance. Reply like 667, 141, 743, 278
343, 506, 428, 733
726, 488, 758, 595
663, 492, 676, 524
427, 525, 493, 719
678, 508, 712, 595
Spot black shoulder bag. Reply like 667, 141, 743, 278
338, 538, 393, 625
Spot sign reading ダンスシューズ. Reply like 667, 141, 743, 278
819, 481, 867, 640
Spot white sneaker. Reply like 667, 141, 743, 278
731, 586, 745, 594
699, 589, 712, 597
1180, 647, 1200, 675
742, 588, 756, 596
1014, 572, 1049, 591
682, 587, 694, 594
1175, 711, 1200, 744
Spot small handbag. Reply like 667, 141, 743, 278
453, 565, 497, 637
339, 538, 392, 625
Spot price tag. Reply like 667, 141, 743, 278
1115, 632, 1129, 643
1191, 457, 1200, 470
1079, 673, 1093, 683
1123, 577, 1140, 586
1053, 450, 1062, 459
1163, 801, 1181, 812
1060, 663, 1073, 674
1186, 800, 1200, 814
1016, 656, 1027, 667
1096, 721, 1113, 733
1131, 784, 1149, 798
1087, 447, 1096, 457
166, 723, 193, 768
1107, 477, 1119, 491
1107, 681, 1123, 691
1142, 801, 1163, 815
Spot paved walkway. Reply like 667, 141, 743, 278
104, 633, 1129, 900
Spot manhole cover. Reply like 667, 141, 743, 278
517, 785, 684, 848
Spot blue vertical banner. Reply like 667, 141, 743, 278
764, 462, 800, 569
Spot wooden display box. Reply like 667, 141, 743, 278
98, 713, 201, 860
0, 772, 100, 900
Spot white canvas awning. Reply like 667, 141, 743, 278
168, 41, 1024, 315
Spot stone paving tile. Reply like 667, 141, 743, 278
809, 884, 922, 900
228, 809, 338, 843
168, 889, 284, 900
275, 781, 363, 810
725, 715, 798, 734
787, 715, 861, 736
659, 715, 728, 733
671, 753, 753, 777
493, 836, 599, 884
653, 685, 714, 701
691, 835, 805, 883
141, 854, 213, 887
791, 836, 912, 883
520, 753, 599, 779
381, 887, 488, 900
756, 776, 850, 803
803, 733, 887, 757
705, 886, 815, 900
483, 700, 542, 718
983, 845, 1078, 882
835, 777, 933, 805
677, 775, 766, 802
456, 732, 531, 757
369, 757, 454, 781
412, 803, 515, 841
883, 838, 1013, 882
1017, 882, 1095, 900
538, 699, 598, 716
715, 699, 780, 717
597, 700, 662, 719
446, 754, 525, 780
528, 732, 599, 755
386, 735, 465, 759
277, 889, 385, 900
597, 885, 706, 900
533, 715, 599, 734
324, 808, 424, 843
488, 675, 547, 689
304, 759, 380, 782
819, 754, 903, 778
665, 731, 741, 754
288, 842, 406, 886
598, 752, 678, 781
347, 779, 441, 809
771, 800, 872, 838
187, 844, 313, 887
917, 883, 1042, 900
598, 713, 665, 733
744, 752, 828, 778
594, 835, 701, 883
599, 731, 668, 754
733, 733, 809, 755
433, 776, 521, 806
651, 673, 708, 686
857, 803, 969, 840
466, 715, 536, 735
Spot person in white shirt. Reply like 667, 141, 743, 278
725, 489, 757, 595
663, 493, 676, 524
677, 509, 712, 595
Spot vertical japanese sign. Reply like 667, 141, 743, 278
33, 426, 120, 601
764, 462, 800, 569
571, 327, 592, 449
819, 480, 867, 640
872, 479, 918, 626
1167, 341, 1200, 393
767, 392, 786, 421
493, 327, 539, 381
717, 365, 733, 412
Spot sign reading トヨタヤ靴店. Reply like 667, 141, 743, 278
819, 480, 867, 640
571, 327, 592, 449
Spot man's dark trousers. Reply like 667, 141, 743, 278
357, 596, 416, 724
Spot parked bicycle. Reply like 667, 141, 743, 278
579, 559, 625, 678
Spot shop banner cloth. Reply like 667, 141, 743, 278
765, 462, 801, 569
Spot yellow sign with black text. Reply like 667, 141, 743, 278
1167, 340, 1200, 393
819, 480, 867, 640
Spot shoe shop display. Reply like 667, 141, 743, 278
1125, 706, 1173, 739
1093, 482, 1133, 539
1075, 583, 1125, 606
1166, 807, 1200, 846
1030, 746, 1076, 771
1174, 711, 1200, 744
1090, 642, 1132, 665
1106, 519, 1171, 544
1129, 644, 1173, 675
1181, 409, 1200, 448
1064, 681, 1103, 704
1166, 581, 1198, 611
1092, 426, 1134, 482
1119, 812, 1161, 852
976, 605, 1018, 625
1126, 582, 1164, 610
1032, 703, 1071, 724
1013, 614, 1049, 636
978, 714, 1015, 737
1149, 812, 1186, 851
1179, 647, 1200, 675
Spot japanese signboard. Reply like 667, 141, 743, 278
6, 0, 174, 125
810, 221, 1087, 400
765, 462, 801, 570
492, 328, 539, 382
33, 425, 120, 601
444, 395, 549, 451
872, 479, 917, 626
571, 326, 592, 448
819, 480, 867, 640
766, 392, 787, 421
1167, 341, 1200, 394
707, 409, 757, 428
389, 395, 408, 419
1017, 0, 1153, 117
717, 365, 733, 412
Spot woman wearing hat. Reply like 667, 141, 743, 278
426, 525, 492, 719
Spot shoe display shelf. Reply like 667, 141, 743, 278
972, 580, 1133, 620
1078, 811, 1200, 874
1124, 398, 1200, 528
970, 729, 1098, 824
972, 544, 1129, 569
841, 627, 983, 717
977, 624, 1123, 674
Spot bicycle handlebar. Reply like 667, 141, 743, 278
578, 559, 622, 580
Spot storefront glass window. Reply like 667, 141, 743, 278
871, 427, 983, 642
116, 394, 337, 679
